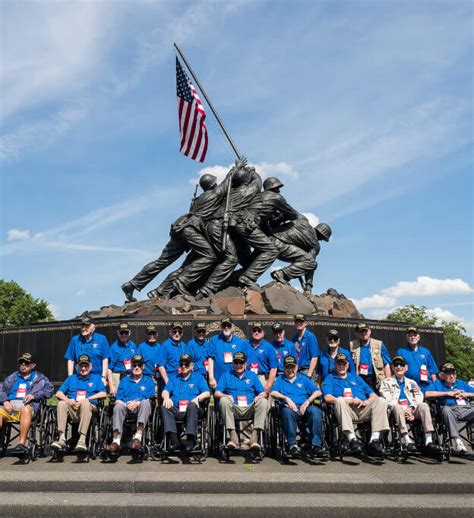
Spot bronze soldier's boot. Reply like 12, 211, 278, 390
270, 270, 290, 286
121, 282, 137, 303
172, 278, 192, 297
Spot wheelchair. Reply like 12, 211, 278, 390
269, 399, 329, 463
100, 397, 155, 462
44, 401, 105, 462
325, 402, 387, 462
213, 400, 270, 463
151, 399, 212, 463
429, 400, 474, 460
0, 399, 50, 463
385, 406, 447, 463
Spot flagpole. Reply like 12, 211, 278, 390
174, 43, 242, 161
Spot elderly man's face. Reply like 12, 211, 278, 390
294, 319, 307, 332
146, 332, 158, 343
221, 323, 233, 338
19, 361, 36, 375
335, 361, 349, 375
274, 329, 285, 342
233, 359, 246, 374
77, 362, 92, 377
179, 360, 194, 376
327, 336, 340, 348
392, 362, 408, 378
169, 327, 183, 341
81, 323, 95, 338
194, 329, 207, 341
131, 362, 144, 377
118, 329, 131, 342
440, 371, 457, 386
284, 364, 298, 379
406, 332, 420, 347
358, 329, 371, 342
252, 327, 265, 341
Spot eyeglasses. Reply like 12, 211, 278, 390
132, 363, 142, 368
19, 360, 31, 366
119, 330, 130, 335
328, 337, 339, 342
252, 329, 263, 333
179, 362, 191, 367
393, 363, 405, 368
147, 332, 157, 336
233, 360, 245, 365
221, 324, 232, 329
196, 330, 206, 334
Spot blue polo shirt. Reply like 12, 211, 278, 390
291, 329, 319, 368
395, 345, 438, 391
138, 341, 161, 377
156, 338, 200, 377
216, 370, 264, 405
318, 347, 355, 379
164, 371, 209, 407
271, 339, 298, 373
116, 375, 155, 403
245, 339, 279, 375
187, 337, 210, 377
207, 332, 246, 381
426, 379, 474, 406
8, 371, 37, 401
64, 332, 110, 375
272, 373, 319, 406
109, 340, 139, 374
322, 372, 374, 400
58, 373, 106, 406
358, 340, 391, 375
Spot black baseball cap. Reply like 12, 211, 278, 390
294, 313, 306, 322
284, 355, 298, 367
335, 353, 349, 363
406, 326, 419, 334
78, 354, 91, 365
327, 329, 339, 339
131, 354, 144, 365
170, 321, 183, 330
194, 322, 207, 331
81, 317, 94, 326
179, 354, 194, 363
392, 356, 407, 366
355, 323, 370, 332
221, 317, 233, 326
251, 322, 263, 331
233, 351, 247, 363
146, 325, 157, 334
272, 323, 285, 332
440, 362, 456, 373
118, 323, 130, 331
18, 352, 35, 363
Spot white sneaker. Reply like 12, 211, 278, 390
51, 438, 67, 450
453, 439, 467, 454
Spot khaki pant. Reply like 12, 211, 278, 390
57, 400, 97, 436
334, 396, 389, 434
219, 397, 269, 431
391, 402, 434, 434
111, 373, 122, 394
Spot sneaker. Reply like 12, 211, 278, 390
289, 444, 300, 457
51, 438, 67, 451
74, 439, 88, 453
368, 440, 385, 458
105, 442, 120, 455
12, 444, 29, 455
349, 438, 363, 455
249, 430, 261, 450
312, 445, 326, 458
453, 440, 467, 454
131, 438, 142, 450
406, 443, 418, 453
227, 430, 239, 449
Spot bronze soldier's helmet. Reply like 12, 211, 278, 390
315, 223, 332, 242
231, 167, 250, 187
199, 174, 217, 191
263, 177, 284, 192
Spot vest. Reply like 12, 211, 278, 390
349, 338, 386, 384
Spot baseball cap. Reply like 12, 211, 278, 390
194, 322, 207, 331
335, 352, 349, 363
440, 362, 456, 373
18, 352, 35, 363
406, 326, 418, 334
146, 325, 157, 334
355, 323, 370, 332
81, 317, 94, 326
118, 323, 130, 331
251, 322, 263, 331
392, 355, 407, 366
272, 323, 285, 332
179, 354, 194, 363
233, 351, 247, 363
170, 321, 183, 330
78, 354, 91, 365
221, 317, 233, 326
294, 313, 306, 322
131, 354, 144, 365
327, 329, 339, 339
284, 355, 298, 367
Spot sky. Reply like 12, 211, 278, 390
1, 0, 473, 331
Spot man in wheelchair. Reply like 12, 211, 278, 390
214, 351, 269, 450
0, 352, 54, 455
271, 355, 325, 457
322, 353, 389, 457
52, 354, 107, 453
161, 354, 210, 453
379, 356, 440, 455
425, 363, 474, 454
105, 354, 155, 454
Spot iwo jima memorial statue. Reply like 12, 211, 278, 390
0, 45, 446, 383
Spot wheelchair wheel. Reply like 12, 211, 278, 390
41, 407, 57, 457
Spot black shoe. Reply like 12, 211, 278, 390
349, 438, 363, 455
368, 440, 385, 458
312, 445, 326, 458
168, 433, 181, 452
406, 442, 418, 453
424, 442, 441, 455
121, 282, 137, 303
182, 439, 195, 453
12, 444, 29, 456
289, 444, 300, 457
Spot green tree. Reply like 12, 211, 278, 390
0, 279, 54, 328
385, 305, 474, 380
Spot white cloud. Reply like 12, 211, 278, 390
7, 229, 30, 241
47, 303, 60, 319
384, 276, 473, 298
352, 294, 397, 311
75, 289, 86, 297
425, 307, 460, 323
302, 212, 319, 227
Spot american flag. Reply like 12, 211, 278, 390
176, 57, 208, 163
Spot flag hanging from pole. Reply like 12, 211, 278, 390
176, 57, 208, 163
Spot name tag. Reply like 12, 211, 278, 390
343, 387, 353, 398
224, 352, 233, 364
76, 390, 87, 401
179, 400, 189, 412
419, 364, 428, 382
15, 383, 27, 399
237, 395, 248, 407
250, 362, 259, 374
398, 399, 409, 407
123, 359, 132, 371
359, 363, 369, 376
456, 398, 467, 406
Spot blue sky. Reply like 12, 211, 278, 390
1, 0, 473, 331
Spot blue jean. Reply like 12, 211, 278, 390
281, 405, 322, 447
